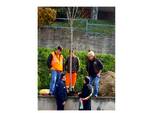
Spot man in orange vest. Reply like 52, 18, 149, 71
47, 46, 64, 95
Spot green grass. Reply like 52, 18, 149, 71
88, 25, 115, 36
51, 21, 70, 27
88, 19, 115, 25
50, 19, 115, 36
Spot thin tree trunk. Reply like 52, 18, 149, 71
91, 7, 98, 20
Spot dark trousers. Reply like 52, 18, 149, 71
56, 100, 64, 110
79, 101, 91, 110
83, 101, 91, 110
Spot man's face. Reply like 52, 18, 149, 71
57, 49, 61, 55
70, 52, 74, 57
62, 76, 66, 81
88, 55, 94, 61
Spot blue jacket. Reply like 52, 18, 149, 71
54, 80, 67, 102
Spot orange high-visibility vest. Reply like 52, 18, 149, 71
51, 52, 63, 71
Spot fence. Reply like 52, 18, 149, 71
38, 18, 115, 54
40, 18, 115, 37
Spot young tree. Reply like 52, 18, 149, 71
66, 7, 78, 91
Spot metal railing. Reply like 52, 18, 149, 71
40, 18, 115, 36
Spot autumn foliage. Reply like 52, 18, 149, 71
38, 8, 56, 27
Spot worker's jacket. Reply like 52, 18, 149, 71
86, 58, 103, 77
54, 80, 67, 102
65, 56, 79, 73
47, 51, 64, 71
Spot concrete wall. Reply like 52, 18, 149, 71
38, 95, 115, 110
38, 28, 115, 54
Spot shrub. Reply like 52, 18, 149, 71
38, 8, 56, 27
38, 47, 115, 92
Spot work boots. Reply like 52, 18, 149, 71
69, 88, 75, 96
67, 88, 75, 96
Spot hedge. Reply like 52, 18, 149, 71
38, 47, 115, 92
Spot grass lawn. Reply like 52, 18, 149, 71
50, 19, 115, 36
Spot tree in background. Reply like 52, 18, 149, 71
55, 7, 67, 18
54, 7, 91, 19
38, 7, 57, 27
91, 7, 99, 20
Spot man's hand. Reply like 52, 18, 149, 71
62, 101, 66, 105
78, 92, 81, 95
48, 68, 51, 73
80, 98, 83, 101
80, 98, 86, 101
97, 70, 102, 77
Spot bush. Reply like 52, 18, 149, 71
38, 8, 57, 27
38, 47, 115, 92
